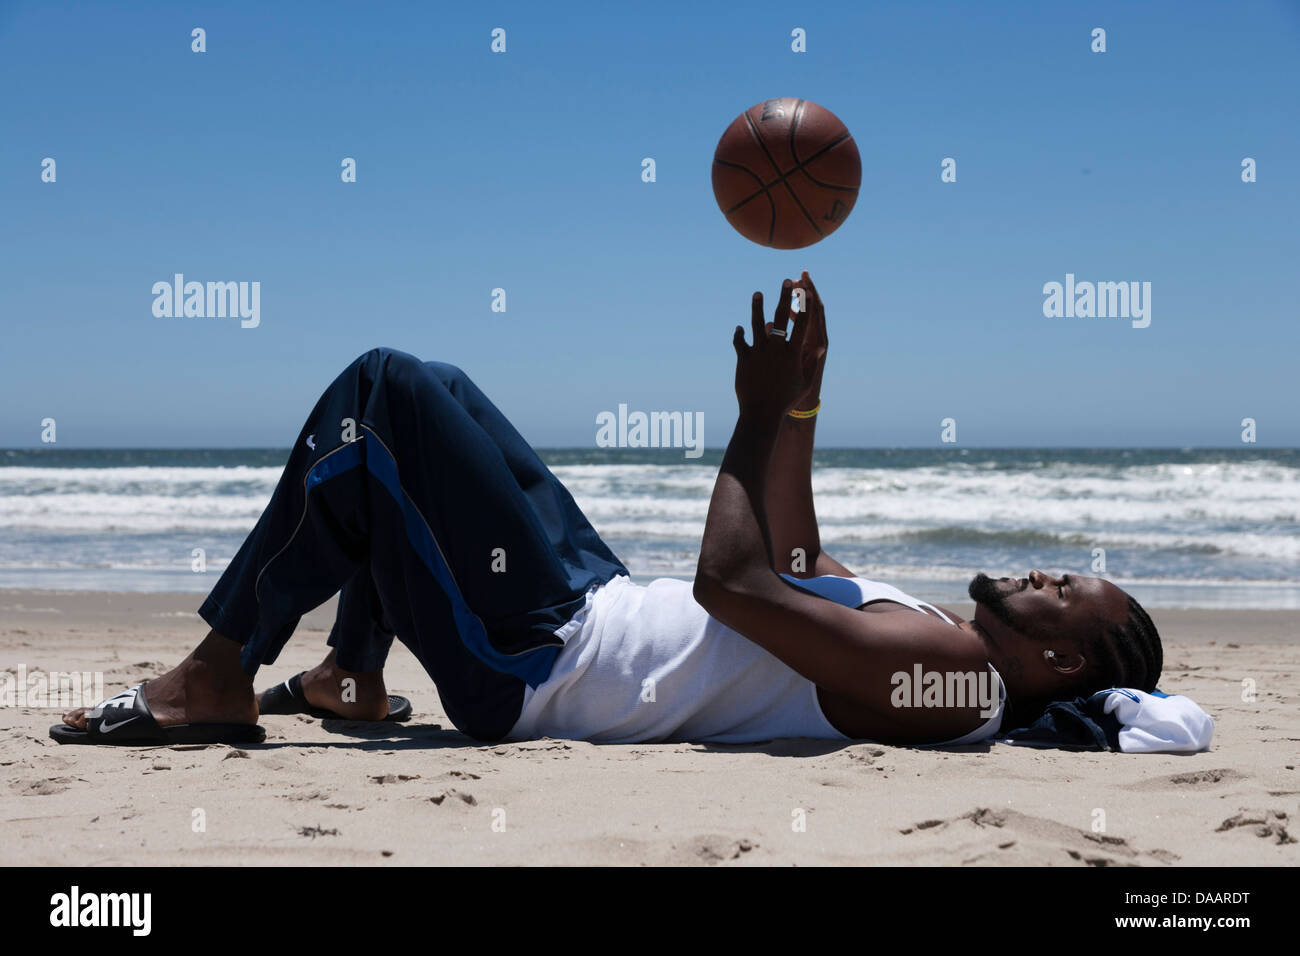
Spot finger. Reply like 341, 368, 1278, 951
733, 324, 747, 357
800, 271, 822, 313
772, 278, 794, 337
788, 298, 810, 351
800, 270, 826, 341
800, 270, 820, 307
751, 292, 764, 346
791, 272, 808, 317
792, 274, 811, 329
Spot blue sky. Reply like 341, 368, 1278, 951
2, 0, 1297, 448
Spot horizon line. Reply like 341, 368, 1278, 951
3, 445, 1296, 453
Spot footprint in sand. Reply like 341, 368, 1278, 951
429, 788, 477, 806
1131, 768, 1246, 790
1215, 809, 1295, 845
12, 776, 72, 796
845, 747, 887, 767
673, 835, 757, 865
286, 789, 333, 802
899, 807, 1179, 867
370, 773, 420, 784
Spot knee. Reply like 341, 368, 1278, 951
423, 360, 468, 387
357, 346, 420, 369
350, 348, 426, 385
350, 349, 468, 394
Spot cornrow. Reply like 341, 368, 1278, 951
1090, 596, 1163, 692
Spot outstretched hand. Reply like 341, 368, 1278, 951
732, 277, 811, 422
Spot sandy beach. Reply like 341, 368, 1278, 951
2, 588, 1297, 867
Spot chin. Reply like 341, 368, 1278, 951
967, 572, 996, 603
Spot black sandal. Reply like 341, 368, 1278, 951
50, 682, 266, 746
258, 672, 412, 722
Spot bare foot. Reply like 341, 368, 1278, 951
62, 629, 256, 729
284, 650, 391, 720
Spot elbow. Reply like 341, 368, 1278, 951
694, 572, 742, 626
693, 565, 769, 614
693, 571, 722, 611
694, 566, 743, 613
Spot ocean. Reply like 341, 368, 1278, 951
1, 447, 1296, 609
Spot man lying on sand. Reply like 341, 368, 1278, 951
55, 271, 1162, 748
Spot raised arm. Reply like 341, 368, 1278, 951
693, 278, 991, 741
694, 280, 800, 594
763, 272, 854, 579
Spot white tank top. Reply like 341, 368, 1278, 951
505, 573, 1005, 745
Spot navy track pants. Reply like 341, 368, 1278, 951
198, 348, 628, 741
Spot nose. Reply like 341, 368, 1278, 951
1028, 569, 1066, 590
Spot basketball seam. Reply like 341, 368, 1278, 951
760, 131, 854, 189
713, 157, 777, 238
795, 169, 861, 192
791, 101, 860, 192
713, 156, 767, 212
742, 108, 787, 179
742, 109, 786, 244
782, 99, 825, 238
729, 127, 858, 215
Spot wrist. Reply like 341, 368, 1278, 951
736, 408, 786, 433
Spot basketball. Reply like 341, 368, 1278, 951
711, 98, 861, 250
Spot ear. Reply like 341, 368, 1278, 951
1044, 648, 1086, 676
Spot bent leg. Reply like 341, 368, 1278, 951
199, 347, 626, 740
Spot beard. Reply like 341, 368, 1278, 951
968, 572, 1022, 631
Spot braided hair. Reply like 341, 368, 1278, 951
1089, 595, 1163, 693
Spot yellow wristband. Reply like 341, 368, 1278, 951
788, 402, 820, 419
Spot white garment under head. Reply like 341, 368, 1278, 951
505, 573, 1005, 746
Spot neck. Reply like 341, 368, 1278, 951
963, 618, 1019, 688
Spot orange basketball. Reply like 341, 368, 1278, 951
711, 97, 861, 249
